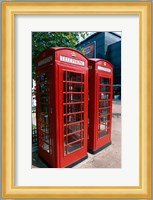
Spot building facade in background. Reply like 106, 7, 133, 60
76, 32, 121, 98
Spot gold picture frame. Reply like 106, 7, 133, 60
2, 2, 151, 198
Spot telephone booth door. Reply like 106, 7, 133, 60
59, 66, 88, 167
36, 47, 88, 167
88, 59, 113, 154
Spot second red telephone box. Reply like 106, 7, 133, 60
88, 59, 113, 154
35, 47, 88, 168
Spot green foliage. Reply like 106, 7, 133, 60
32, 32, 88, 79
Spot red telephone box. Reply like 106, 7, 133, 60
88, 59, 113, 154
35, 47, 88, 168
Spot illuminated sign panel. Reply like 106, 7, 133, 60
38, 56, 52, 66
98, 65, 111, 72
60, 55, 85, 66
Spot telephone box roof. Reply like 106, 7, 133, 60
88, 58, 113, 67
36, 47, 88, 61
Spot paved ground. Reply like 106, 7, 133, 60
32, 100, 121, 168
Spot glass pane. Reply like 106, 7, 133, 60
40, 73, 47, 82
64, 116, 66, 125
40, 83, 47, 93
67, 113, 83, 123
99, 115, 110, 123
67, 83, 84, 92
64, 146, 67, 155
99, 130, 108, 138
67, 103, 84, 113
64, 123, 84, 135
99, 122, 110, 131
42, 133, 49, 143
67, 72, 81, 82
100, 86, 110, 92
67, 94, 83, 102
99, 108, 110, 115
64, 136, 67, 144
64, 94, 83, 103
41, 104, 48, 113
64, 126, 67, 135
99, 93, 110, 100
42, 124, 49, 133
100, 77, 109, 84
63, 82, 67, 92
41, 114, 48, 123
68, 141, 81, 153
64, 105, 67, 114
63, 94, 67, 103
99, 101, 110, 108
68, 132, 81, 143
68, 122, 83, 134
42, 142, 49, 152
40, 94, 48, 103
63, 71, 67, 81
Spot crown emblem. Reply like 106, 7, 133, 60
71, 51, 76, 57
